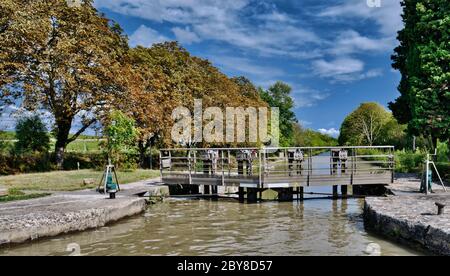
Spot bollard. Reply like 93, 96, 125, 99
435, 202, 446, 215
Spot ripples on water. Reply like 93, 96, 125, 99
0, 197, 421, 256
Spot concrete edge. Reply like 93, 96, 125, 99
0, 198, 147, 246
363, 199, 450, 256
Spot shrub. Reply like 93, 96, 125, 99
436, 141, 449, 163
395, 150, 426, 173
435, 163, 450, 182
0, 150, 144, 175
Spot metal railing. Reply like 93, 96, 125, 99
160, 146, 395, 188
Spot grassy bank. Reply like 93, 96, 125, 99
0, 169, 160, 192
0, 188, 51, 203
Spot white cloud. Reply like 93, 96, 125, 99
293, 86, 330, 108
95, 0, 322, 59
318, 128, 340, 137
328, 30, 396, 55
254, 11, 297, 23
312, 57, 364, 76
172, 26, 201, 45
95, 0, 251, 24
299, 120, 312, 127
211, 56, 284, 78
129, 25, 169, 47
318, 0, 403, 37
192, 20, 321, 58
311, 57, 382, 82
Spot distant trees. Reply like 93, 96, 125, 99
0, 0, 128, 167
259, 82, 297, 147
293, 123, 337, 147
390, 0, 450, 148
339, 102, 406, 147
15, 116, 50, 154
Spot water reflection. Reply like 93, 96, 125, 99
0, 197, 420, 256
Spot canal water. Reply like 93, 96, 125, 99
0, 196, 421, 256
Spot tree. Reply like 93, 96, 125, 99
0, 0, 128, 168
232, 76, 260, 101
122, 42, 268, 158
339, 103, 392, 146
259, 82, 297, 147
14, 115, 50, 153
378, 118, 408, 149
105, 110, 138, 167
390, 0, 450, 148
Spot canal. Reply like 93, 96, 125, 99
0, 196, 421, 256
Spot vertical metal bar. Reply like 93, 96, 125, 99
391, 147, 395, 184
350, 148, 353, 176
425, 158, 429, 195
159, 150, 163, 179
228, 150, 231, 177
308, 148, 312, 187
194, 150, 197, 176
168, 151, 172, 173
221, 150, 225, 186
259, 149, 262, 189
188, 150, 192, 185
285, 149, 288, 176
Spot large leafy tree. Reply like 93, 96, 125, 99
0, 0, 128, 167
259, 82, 297, 147
122, 42, 268, 160
390, 0, 450, 148
339, 103, 392, 146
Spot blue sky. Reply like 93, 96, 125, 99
0, 0, 404, 138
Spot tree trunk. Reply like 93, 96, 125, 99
428, 134, 438, 153
138, 140, 148, 169
54, 120, 72, 169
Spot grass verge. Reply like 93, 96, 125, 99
0, 169, 160, 192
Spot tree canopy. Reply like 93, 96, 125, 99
390, 0, 450, 147
0, 0, 128, 167
339, 102, 404, 146
120, 42, 269, 155
259, 82, 297, 147
14, 115, 50, 154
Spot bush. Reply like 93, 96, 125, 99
395, 150, 426, 173
435, 163, 450, 182
0, 153, 53, 175
436, 141, 449, 163
0, 151, 145, 175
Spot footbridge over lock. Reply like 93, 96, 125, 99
159, 146, 395, 202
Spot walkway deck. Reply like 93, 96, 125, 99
160, 146, 395, 189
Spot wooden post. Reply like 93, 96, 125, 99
191, 185, 199, 195
204, 185, 210, 195
238, 187, 245, 203
247, 188, 258, 203
299, 187, 304, 201
333, 185, 338, 199
341, 185, 348, 198
278, 188, 293, 202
